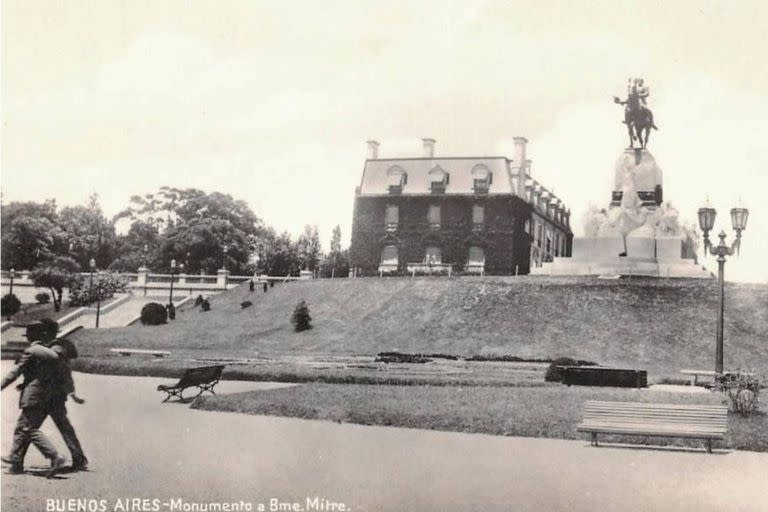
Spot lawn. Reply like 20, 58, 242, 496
68, 276, 768, 379
192, 382, 768, 452
7, 302, 80, 324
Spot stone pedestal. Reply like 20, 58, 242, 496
216, 269, 230, 288
299, 270, 313, 280
656, 236, 683, 261
626, 237, 655, 259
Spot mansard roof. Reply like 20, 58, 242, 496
359, 157, 512, 195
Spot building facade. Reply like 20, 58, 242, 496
350, 138, 572, 276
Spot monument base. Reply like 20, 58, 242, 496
531, 255, 712, 279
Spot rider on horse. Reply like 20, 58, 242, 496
614, 78, 658, 149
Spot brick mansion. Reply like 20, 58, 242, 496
349, 137, 572, 276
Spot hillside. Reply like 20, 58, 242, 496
70, 276, 768, 375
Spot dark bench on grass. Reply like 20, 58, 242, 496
157, 365, 225, 402
577, 400, 728, 453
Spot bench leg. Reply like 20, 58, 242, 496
591, 432, 598, 447
706, 439, 712, 454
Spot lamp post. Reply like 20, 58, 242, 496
697, 199, 749, 374
139, 244, 149, 297
89, 258, 101, 328
222, 245, 228, 271
9, 268, 15, 296
168, 259, 176, 308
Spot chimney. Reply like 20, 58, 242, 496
366, 140, 380, 160
422, 138, 436, 158
524, 159, 532, 176
513, 136, 528, 167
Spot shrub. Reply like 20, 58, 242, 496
716, 371, 762, 416
544, 357, 598, 383
167, 303, 176, 320
69, 271, 129, 307
30, 256, 80, 311
35, 292, 51, 304
1, 293, 21, 319
241, 300, 252, 309
140, 302, 167, 325
291, 299, 312, 332
201, 298, 211, 312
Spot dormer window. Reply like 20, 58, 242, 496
428, 166, 449, 194
386, 166, 407, 194
471, 164, 492, 193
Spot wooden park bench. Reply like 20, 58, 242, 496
577, 400, 728, 453
156, 365, 225, 402
111, 348, 171, 358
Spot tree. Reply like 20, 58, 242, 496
118, 188, 265, 274
30, 256, 80, 311
296, 225, 322, 271
109, 220, 161, 272
1, 200, 66, 270
291, 299, 312, 332
256, 229, 300, 276
59, 194, 119, 271
320, 225, 350, 278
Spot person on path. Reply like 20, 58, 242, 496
48, 339, 88, 471
1, 328, 66, 477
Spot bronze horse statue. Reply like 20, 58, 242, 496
614, 88, 658, 149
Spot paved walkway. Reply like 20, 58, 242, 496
2, 362, 767, 512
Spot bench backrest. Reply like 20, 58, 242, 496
177, 365, 225, 388
582, 400, 727, 432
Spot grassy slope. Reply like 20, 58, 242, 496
70, 276, 768, 375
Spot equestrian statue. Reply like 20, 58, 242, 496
614, 78, 658, 149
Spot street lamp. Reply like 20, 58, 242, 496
89, 258, 101, 328
9, 268, 15, 296
143, 244, 149, 267
697, 199, 749, 374
168, 259, 177, 309
222, 245, 229, 271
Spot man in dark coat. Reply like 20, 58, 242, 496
49, 340, 88, 470
1, 339, 66, 477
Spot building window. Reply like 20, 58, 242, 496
468, 246, 485, 266
381, 245, 398, 267
554, 234, 560, 257
472, 204, 484, 230
428, 166, 449, 194
385, 204, 399, 231
427, 204, 441, 230
536, 222, 543, 248
471, 164, 492, 193
386, 166, 407, 194
524, 219, 531, 234
424, 246, 442, 264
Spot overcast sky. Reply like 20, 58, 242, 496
2, 0, 767, 282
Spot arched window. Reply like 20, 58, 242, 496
380, 245, 399, 266
386, 166, 407, 194
471, 164, 492, 193
428, 166, 449, 194
468, 246, 485, 265
424, 246, 442, 264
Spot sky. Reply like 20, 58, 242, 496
2, 0, 767, 283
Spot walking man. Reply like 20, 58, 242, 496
49, 339, 89, 471
1, 332, 67, 477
